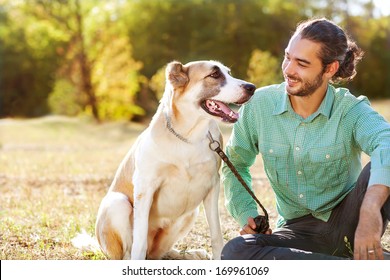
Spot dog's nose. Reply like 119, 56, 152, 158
242, 83, 256, 95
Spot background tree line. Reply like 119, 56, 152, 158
0, 0, 389, 121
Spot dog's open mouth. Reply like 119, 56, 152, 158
201, 99, 240, 123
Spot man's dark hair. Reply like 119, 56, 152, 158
294, 18, 364, 84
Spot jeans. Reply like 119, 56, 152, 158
221, 163, 390, 260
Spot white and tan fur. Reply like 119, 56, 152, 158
95, 60, 255, 260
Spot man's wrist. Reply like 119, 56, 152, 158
361, 184, 389, 211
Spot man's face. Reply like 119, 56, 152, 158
281, 35, 327, 97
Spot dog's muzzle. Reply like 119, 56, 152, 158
201, 83, 255, 123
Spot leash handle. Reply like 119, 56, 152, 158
253, 215, 270, 234
208, 132, 269, 234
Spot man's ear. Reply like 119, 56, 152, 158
324, 60, 339, 78
166, 61, 189, 89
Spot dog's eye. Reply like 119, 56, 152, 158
208, 71, 221, 79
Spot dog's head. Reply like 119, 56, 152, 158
163, 60, 255, 123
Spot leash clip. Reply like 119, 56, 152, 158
207, 131, 221, 151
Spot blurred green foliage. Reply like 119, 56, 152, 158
0, 0, 389, 121
247, 49, 283, 87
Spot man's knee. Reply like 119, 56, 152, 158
221, 235, 261, 260
221, 236, 246, 260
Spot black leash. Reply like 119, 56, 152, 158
207, 132, 269, 234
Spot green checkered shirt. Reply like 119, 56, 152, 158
222, 83, 390, 228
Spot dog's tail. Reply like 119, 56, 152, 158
71, 229, 101, 254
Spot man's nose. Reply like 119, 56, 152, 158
282, 60, 295, 76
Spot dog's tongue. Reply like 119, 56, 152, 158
205, 100, 239, 122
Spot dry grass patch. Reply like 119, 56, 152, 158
0, 117, 144, 259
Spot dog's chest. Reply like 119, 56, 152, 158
151, 153, 219, 218
160, 154, 218, 192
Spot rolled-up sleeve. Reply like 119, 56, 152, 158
369, 148, 390, 187
352, 101, 390, 188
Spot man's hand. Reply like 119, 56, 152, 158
240, 217, 272, 235
354, 184, 389, 260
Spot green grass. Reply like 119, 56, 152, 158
1, 99, 389, 259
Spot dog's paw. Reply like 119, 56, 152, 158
162, 249, 211, 260
184, 249, 211, 260
71, 229, 100, 253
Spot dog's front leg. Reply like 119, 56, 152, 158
131, 182, 155, 260
203, 182, 224, 260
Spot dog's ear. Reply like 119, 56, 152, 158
166, 61, 189, 89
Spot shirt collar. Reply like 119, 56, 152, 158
273, 84, 335, 120
316, 85, 335, 119
273, 85, 289, 115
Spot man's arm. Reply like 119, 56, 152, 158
350, 99, 390, 259
354, 184, 390, 260
223, 102, 260, 228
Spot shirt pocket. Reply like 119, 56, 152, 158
308, 143, 349, 188
259, 142, 290, 186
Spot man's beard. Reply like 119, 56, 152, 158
285, 71, 324, 97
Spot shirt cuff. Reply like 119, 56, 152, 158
368, 167, 390, 188
237, 209, 260, 228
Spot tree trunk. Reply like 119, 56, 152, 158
75, 0, 99, 122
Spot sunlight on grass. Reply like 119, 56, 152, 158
0, 116, 144, 259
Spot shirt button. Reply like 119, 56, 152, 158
299, 194, 304, 198
269, 149, 274, 154
295, 147, 300, 151
325, 154, 330, 159
297, 170, 302, 175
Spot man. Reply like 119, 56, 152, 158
221, 18, 390, 260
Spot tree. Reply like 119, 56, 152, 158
247, 49, 283, 87
92, 36, 144, 120
32, 0, 144, 121
0, 0, 67, 117
345, 16, 390, 98
32, 0, 100, 120
1, 0, 389, 119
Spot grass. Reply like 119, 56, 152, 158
1, 100, 390, 260
0, 116, 145, 260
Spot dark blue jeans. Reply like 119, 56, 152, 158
221, 163, 390, 260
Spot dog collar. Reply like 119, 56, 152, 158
164, 111, 190, 143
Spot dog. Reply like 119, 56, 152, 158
95, 60, 255, 260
